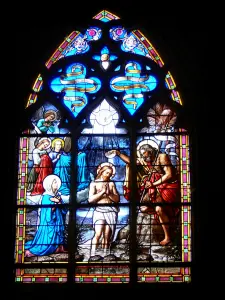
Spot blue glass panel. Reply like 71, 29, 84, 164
92, 55, 101, 61
110, 61, 157, 115
101, 17, 110, 22
102, 46, 109, 54
92, 46, 117, 70
50, 63, 101, 117
110, 55, 117, 61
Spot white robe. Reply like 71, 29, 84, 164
93, 206, 118, 241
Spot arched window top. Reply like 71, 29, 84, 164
25, 10, 182, 120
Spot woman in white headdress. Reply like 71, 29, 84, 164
25, 174, 67, 257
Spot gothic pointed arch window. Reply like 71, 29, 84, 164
14, 10, 192, 285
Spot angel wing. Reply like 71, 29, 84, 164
31, 106, 44, 122
147, 104, 177, 130
28, 137, 38, 161
55, 110, 61, 122
64, 137, 72, 153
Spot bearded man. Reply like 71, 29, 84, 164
111, 143, 179, 246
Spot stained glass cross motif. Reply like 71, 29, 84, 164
110, 61, 157, 115
92, 46, 117, 70
50, 63, 101, 117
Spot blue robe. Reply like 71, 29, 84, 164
53, 152, 90, 193
53, 153, 71, 195
77, 153, 91, 192
36, 118, 55, 133
77, 152, 90, 191
49, 151, 90, 196
25, 194, 67, 256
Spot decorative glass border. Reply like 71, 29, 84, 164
132, 30, 164, 67
93, 10, 120, 22
180, 135, 191, 204
45, 31, 80, 69
17, 138, 29, 206
137, 267, 191, 283
15, 269, 67, 283
180, 135, 191, 262
75, 265, 129, 283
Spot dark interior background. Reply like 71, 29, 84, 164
7, 3, 209, 296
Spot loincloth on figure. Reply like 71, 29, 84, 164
93, 206, 118, 240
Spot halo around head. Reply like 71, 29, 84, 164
137, 139, 159, 157
51, 138, 65, 149
97, 162, 116, 178
38, 137, 52, 149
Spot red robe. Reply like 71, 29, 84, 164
123, 157, 180, 223
139, 172, 180, 222
30, 154, 53, 195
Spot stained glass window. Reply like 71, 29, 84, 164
14, 10, 192, 285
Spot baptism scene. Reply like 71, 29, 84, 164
16, 102, 185, 266
75, 135, 130, 262
75, 126, 183, 264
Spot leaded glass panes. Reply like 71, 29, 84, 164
14, 9, 192, 284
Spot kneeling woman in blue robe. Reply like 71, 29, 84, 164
25, 174, 67, 257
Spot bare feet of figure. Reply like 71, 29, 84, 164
25, 250, 35, 257
160, 239, 172, 246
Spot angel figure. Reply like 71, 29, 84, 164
31, 106, 61, 134
139, 103, 177, 133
